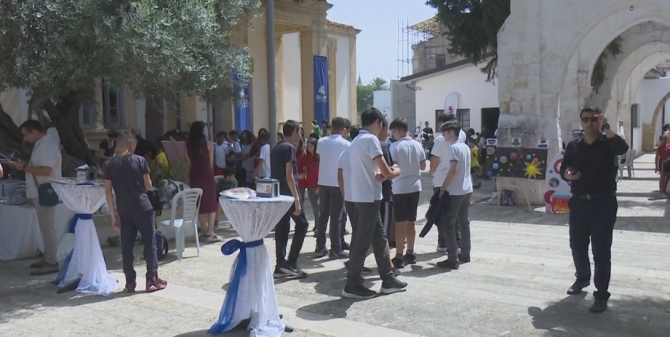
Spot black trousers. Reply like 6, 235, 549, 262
120, 210, 158, 282
275, 200, 309, 265
568, 195, 618, 300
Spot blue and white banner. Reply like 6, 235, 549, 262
232, 70, 252, 132
313, 56, 330, 123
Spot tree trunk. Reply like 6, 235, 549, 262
145, 95, 165, 142
42, 91, 95, 165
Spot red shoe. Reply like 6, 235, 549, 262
146, 275, 167, 293
124, 281, 136, 293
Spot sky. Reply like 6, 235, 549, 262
327, 0, 437, 85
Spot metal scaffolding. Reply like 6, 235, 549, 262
397, 16, 449, 79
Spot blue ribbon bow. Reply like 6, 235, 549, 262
208, 238, 264, 334
52, 213, 93, 285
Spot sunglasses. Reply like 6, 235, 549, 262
580, 117, 599, 123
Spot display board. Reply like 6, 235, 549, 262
484, 147, 548, 180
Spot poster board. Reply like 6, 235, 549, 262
485, 147, 548, 180
544, 151, 571, 214
162, 140, 187, 165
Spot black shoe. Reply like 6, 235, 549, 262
313, 247, 328, 259
392, 257, 405, 269
344, 260, 372, 274
380, 278, 408, 294
403, 253, 417, 265
436, 259, 459, 269
590, 298, 608, 313
567, 280, 590, 295
341, 241, 351, 251
329, 250, 349, 260
273, 265, 291, 278
279, 261, 307, 278
393, 268, 401, 276
341, 284, 376, 299
458, 254, 471, 263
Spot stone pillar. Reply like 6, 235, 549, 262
300, 24, 328, 135
348, 32, 358, 122
217, 23, 248, 133
275, 34, 285, 124
94, 79, 105, 130
327, 38, 337, 118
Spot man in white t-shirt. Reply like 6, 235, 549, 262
315, 117, 351, 259
435, 120, 473, 270
341, 107, 406, 299
254, 132, 271, 178
389, 117, 426, 269
10, 120, 62, 276
429, 114, 466, 251
213, 131, 231, 176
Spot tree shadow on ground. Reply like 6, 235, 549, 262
528, 293, 670, 337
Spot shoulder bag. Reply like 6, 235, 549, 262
31, 173, 59, 207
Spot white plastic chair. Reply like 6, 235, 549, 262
618, 149, 637, 180
159, 188, 203, 260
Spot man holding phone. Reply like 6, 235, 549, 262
560, 106, 628, 314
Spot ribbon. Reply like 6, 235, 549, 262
52, 213, 93, 285
208, 238, 264, 334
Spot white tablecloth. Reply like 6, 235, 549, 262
0, 203, 73, 260
210, 196, 294, 337
51, 182, 117, 296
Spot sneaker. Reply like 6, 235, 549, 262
344, 260, 372, 274
273, 265, 290, 278
436, 259, 459, 270
280, 261, 307, 278
436, 245, 447, 253
393, 268, 402, 277
313, 247, 328, 259
458, 254, 471, 263
329, 250, 349, 260
392, 256, 405, 269
589, 298, 608, 313
341, 241, 351, 251
380, 278, 408, 294
403, 253, 417, 265
146, 275, 167, 292
341, 284, 376, 299
124, 281, 136, 293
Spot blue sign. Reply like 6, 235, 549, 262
232, 70, 252, 132
313, 56, 330, 123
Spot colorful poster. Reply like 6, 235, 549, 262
485, 147, 548, 180
313, 56, 330, 123
232, 70, 252, 132
544, 151, 571, 214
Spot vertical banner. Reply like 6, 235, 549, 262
232, 70, 252, 132
313, 56, 330, 124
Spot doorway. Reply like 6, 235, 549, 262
480, 107, 500, 137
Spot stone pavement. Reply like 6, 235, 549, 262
1, 154, 670, 337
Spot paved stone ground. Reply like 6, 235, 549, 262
2, 154, 670, 337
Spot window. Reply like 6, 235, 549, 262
435, 54, 446, 68
457, 109, 471, 130
435, 109, 444, 127
78, 82, 125, 129
79, 92, 96, 129
631, 104, 639, 128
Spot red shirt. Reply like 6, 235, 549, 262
657, 144, 669, 161
297, 153, 319, 189
249, 140, 263, 167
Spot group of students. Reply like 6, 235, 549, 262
268, 108, 474, 299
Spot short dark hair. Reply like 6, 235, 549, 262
107, 129, 120, 138
350, 125, 360, 139
229, 130, 239, 137
580, 106, 602, 117
437, 113, 455, 124
440, 120, 461, 133
216, 131, 228, 138
389, 117, 408, 132
223, 166, 236, 177
322, 119, 328, 125
331, 117, 351, 132
663, 124, 670, 131
260, 132, 270, 142
282, 119, 300, 137
360, 107, 384, 127
116, 131, 137, 146
19, 120, 44, 133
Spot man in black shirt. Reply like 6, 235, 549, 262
560, 106, 628, 314
271, 120, 308, 278
422, 121, 433, 149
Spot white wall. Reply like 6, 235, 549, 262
414, 64, 499, 132
282, 32, 302, 122
331, 33, 351, 118
373, 90, 392, 122
247, 18, 269, 130
635, 77, 670, 151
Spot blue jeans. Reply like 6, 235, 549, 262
120, 210, 158, 282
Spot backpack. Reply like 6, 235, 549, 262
155, 232, 169, 260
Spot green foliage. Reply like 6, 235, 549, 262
357, 84, 374, 113
0, 0, 261, 107
370, 77, 389, 91
591, 37, 624, 93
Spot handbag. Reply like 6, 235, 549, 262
31, 173, 59, 207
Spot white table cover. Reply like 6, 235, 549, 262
210, 195, 294, 337
51, 182, 117, 296
0, 203, 72, 260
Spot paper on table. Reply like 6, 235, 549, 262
76, 164, 89, 170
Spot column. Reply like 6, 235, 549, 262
327, 38, 337, 118
349, 32, 358, 123
275, 34, 285, 124
300, 24, 328, 134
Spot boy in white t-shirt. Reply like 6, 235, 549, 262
388, 117, 426, 269
436, 120, 473, 270
340, 107, 407, 299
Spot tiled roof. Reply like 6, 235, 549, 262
327, 20, 354, 29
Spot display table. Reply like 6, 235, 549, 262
50, 181, 117, 296
210, 195, 294, 337
0, 203, 73, 260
